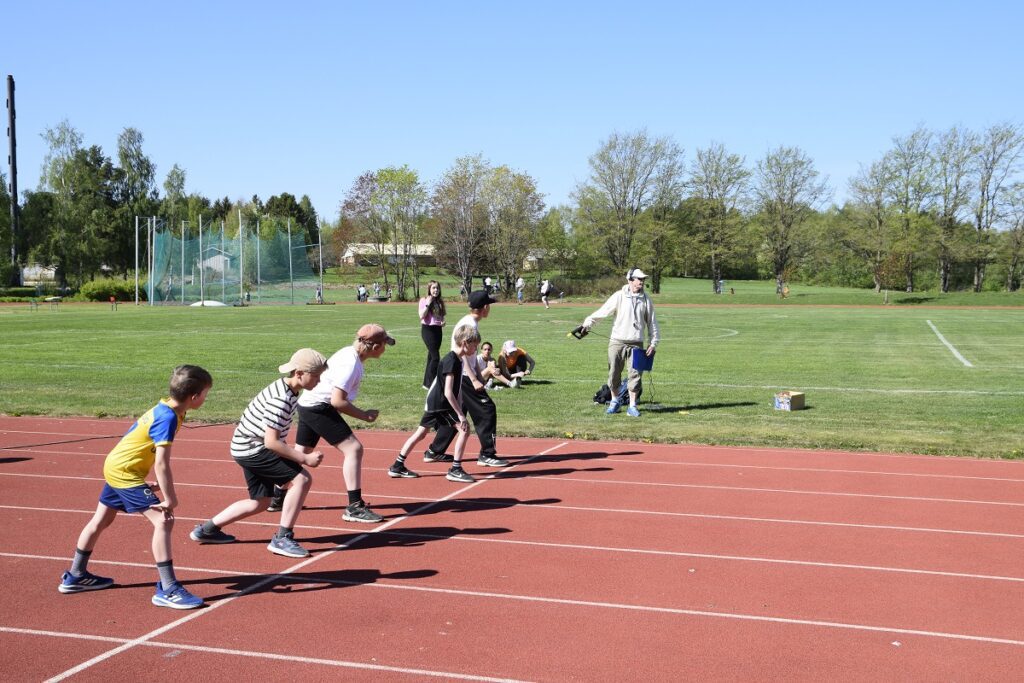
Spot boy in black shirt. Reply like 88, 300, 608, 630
389, 324, 479, 483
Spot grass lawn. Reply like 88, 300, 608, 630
1, 289, 1022, 459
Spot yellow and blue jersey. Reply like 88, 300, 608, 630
102, 400, 181, 488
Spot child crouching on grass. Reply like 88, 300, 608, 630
389, 324, 478, 483
58, 365, 213, 610
190, 348, 327, 559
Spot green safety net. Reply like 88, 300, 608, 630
148, 220, 320, 304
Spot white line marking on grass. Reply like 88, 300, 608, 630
927, 320, 974, 367
2, 628, 529, 682
42, 441, 568, 682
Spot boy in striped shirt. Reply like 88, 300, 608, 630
190, 348, 328, 558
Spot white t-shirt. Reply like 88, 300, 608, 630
298, 346, 364, 407
450, 313, 479, 351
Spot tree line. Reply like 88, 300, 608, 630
3, 120, 1022, 296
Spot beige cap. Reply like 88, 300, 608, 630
357, 323, 396, 346
278, 348, 328, 374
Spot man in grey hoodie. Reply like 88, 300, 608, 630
581, 268, 660, 417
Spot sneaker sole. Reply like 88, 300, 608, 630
446, 473, 476, 483
477, 460, 509, 467
423, 457, 454, 463
343, 513, 384, 523
388, 470, 420, 478
267, 543, 309, 558
151, 596, 203, 610
58, 581, 113, 594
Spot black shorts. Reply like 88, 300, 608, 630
233, 448, 304, 499
419, 408, 459, 431
295, 403, 354, 447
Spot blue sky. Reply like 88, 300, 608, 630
5, 1, 1022, 219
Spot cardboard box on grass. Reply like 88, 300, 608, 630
774, 391, 805, 411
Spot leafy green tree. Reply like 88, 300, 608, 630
686, 142, 750, 292
112, 128, 158, 275
536, 206, 576, 277
1000, 183, 1024, 291
971, 123, 1024, 291
483, 166, 544, 292
841, 160, 898, 292
574, 129, 683, 271
753, 146, 830, 294
431, 154, 491, 295
932, 126, 978, 292
883, 126, 936, 292
372, 166, 428, 300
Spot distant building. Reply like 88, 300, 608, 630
22, 264, 57, 284
341, 243, 436, 267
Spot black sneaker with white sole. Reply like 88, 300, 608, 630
423, 449, 454, 463
343, 501, 384, 523
477, 455, 509, 467
446, 466, 476, 483
388, 463, 420, 478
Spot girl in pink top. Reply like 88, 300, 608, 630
419, 280, 447, 389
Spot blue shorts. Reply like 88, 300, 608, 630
99, 483, 160, 513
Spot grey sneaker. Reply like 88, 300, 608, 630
446, 466, 476, 483
477, 455, 509, 467
267, 533, 309, 558
190, 523, 236, 544
423, 449, 454, 463
343, 501, 384, 523
388, 463, 420, 478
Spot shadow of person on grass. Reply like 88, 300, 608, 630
644, 401, 758, 413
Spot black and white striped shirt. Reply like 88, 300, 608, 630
231, 378, 298, 459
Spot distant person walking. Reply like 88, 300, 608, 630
540, 279, 555, 309
419, 280, 447, 390
515, 276, 525, 305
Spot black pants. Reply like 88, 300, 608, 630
421, 324, 443, 388
428, 377, 497, 457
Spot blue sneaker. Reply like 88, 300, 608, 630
58, 570, 114, 594
152, 582, 204, 609
626, 405, 641, 417
606, 400, 621, 414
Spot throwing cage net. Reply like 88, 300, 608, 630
142, 217, 321, 304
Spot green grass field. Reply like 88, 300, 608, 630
2, 290, 1022, 459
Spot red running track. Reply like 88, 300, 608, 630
1, 416, 1023, 681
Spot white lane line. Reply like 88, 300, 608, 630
6, 466, 1024, 511
0, 628, 529, 682
42, 441, 568, 682
927, 320, 974, 367
18, 572, 1024, 650
8, 443, 1024, 484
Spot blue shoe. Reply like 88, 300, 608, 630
626, 405, 641, 417
152, 582, 204, 609
606, 400, 621, 414
58, 570, 114, 594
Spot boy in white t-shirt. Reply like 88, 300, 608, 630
290, 324, 394, 523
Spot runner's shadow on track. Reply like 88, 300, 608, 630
164, 567, 441, 602
299, 525, 512, 550
0, 457, 32, 464
505, 451, 641, 465
491, 466, 613, 479
374, 496, 562, 516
